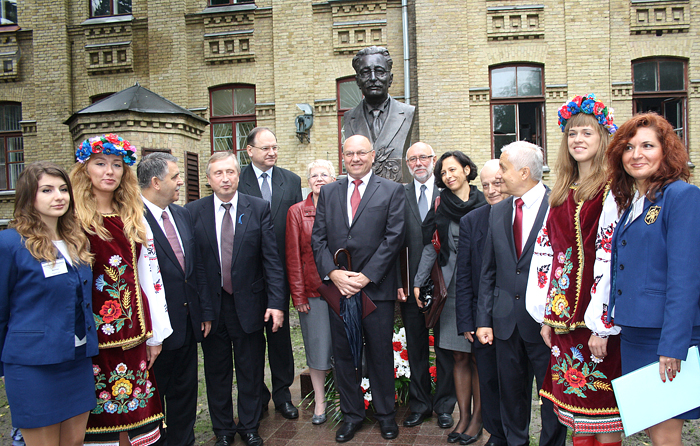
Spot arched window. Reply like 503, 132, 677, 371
0, 102, 22, 190
490, 64, 545, 159
337, 76, 362, 173
633, 58, 687, 147
209, 84, 256, 166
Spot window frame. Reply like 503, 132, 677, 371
336, 75, 362, 175
0, 102, 23, 191
90, 0, 132, 18
489, 64, 546, 160
209, 84, 256, 165
1, 0, 17, 25
208, 0, 254, 6
632, 57, 688, 149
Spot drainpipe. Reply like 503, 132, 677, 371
401, 0, 410, 105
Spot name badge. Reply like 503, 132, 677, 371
42, 258, 68, 278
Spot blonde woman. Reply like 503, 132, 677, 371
0, 162, 96, 446
71, 134, 171, 446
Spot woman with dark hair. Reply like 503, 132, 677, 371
414, 151, 487, 444
607, 112, 700, 446
0, 162, 97, 445
71, 134, 172, 446
527, 94, 623, 446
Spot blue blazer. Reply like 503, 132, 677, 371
0, 229, 98, 375
610, 180, 700, 360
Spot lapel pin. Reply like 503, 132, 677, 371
644, 206, 661, 225
238, 214, 244, 224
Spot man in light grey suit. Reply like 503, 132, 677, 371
475, 141, 566, 446
397, 142, 456, 429
343, 46, 415, 182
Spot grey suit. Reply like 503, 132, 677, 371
343, 97, 415, 182
399, 181, 456, 416
476, 188, 566, 446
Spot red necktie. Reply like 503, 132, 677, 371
351, 179, 362, 220
162, 211, 185, 272
513, 198, 524, 258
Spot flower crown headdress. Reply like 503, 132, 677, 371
557, 93, 617, 135
75, 133, 137, 166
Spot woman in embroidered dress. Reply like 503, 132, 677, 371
526, 94, 622, 446
414, 151, 487, 445
70, 134, 172, 446
285, 159, 336, 425
0, 162, 97, 446
606, 113, 700, 446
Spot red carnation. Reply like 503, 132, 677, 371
400, 350, 409, 361
393, 341, 403, 352
100, 300, 122, 323
429, 366, 437, 381
429, 335, 435, 346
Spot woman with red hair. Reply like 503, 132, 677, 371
607, 113, 700, 446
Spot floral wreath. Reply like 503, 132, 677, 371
75, 133, 137, 166
557, 93, 617, 135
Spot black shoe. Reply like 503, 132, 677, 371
437, 413, 454, 429
379, 419, 399, 440
447, 431, 467, 444
336, 421, 362, 443
403, 411, 429, 427
241, 432, 263, 446
459, 427, 483, 445
275, 401, 299, 419
214, 436, 233, 446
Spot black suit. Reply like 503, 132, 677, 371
238, 164, 302, 407
186, 193, 285, 435
476, 188, 566, 446
145, 204, 214, 446
400, 181, 456, 416
455, 204, 505, 446
311, 173, 405, 424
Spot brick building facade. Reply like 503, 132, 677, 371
0, 0, 698, 221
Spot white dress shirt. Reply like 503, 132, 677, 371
512, 181, 546, 255
251, 163, 274, 196
142, 195, 185, 255
346, 171, 373, 224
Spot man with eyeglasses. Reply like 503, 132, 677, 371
238, 127, 303, 420
312, 134, 405, 443
397, 142, 457, 430
343, 46, 415, 182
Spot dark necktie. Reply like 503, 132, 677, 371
162, 211, 185, 272
221, 203, 234, 294
260, 172, 272, 202
513, 198, 524, 259
371, 109, 382, 141
418, 184, 428, 221
351, 179, 362, 220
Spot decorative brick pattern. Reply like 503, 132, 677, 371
630, 0, 689, 35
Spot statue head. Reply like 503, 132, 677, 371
352, 46, 393, 106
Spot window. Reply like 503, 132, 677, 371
185, 152, 200, 203
633, 58, 687, 147
209, 0, 254, 6
490, 65, 545, 159
337, 76, 362, 173
0, 102, 22, 191
209, 85, 256, 166
1, 0, 17, 25
91, 93, 115, 104
91, 0, 131, 18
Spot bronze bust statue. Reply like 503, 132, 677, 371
343, 46, 415, 182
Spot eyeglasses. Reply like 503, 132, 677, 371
309, 173, 331, 180
343, 150, 373, 159
407, 155, 435, 164
249, 145, 279, 152
358, 68, 389, 80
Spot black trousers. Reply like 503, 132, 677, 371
400, 300, 456, 415
495, 325, 566, 446
329, 299, 396, 424
152, 321, 198, 446
261, 307, 295, 407
202, 291, 265, 436
472, 338, 506, 445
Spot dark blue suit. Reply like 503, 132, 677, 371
145, 204, 214, 446
611, 180, 700, 361
186, 192, 285, 435
0, 228, 98, 373
455, 204, 505, 445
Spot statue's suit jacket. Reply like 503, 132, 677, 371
343, 97, 415, 179
476, 189, 550, 343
